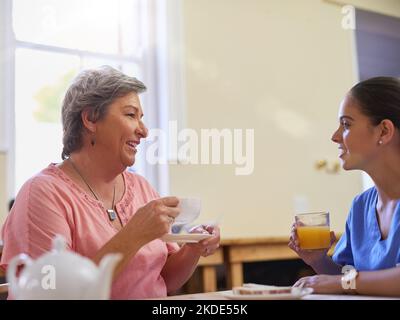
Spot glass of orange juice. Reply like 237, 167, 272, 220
295, 212, 330, 250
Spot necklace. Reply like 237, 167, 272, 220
68, 158, 117, 222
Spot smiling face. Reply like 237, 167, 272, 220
331, 95, 382, 171
94, 92, 148, 169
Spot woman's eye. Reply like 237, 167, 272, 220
127, 113, 136, 118
341, 122, 350, 129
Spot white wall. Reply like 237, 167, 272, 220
168, 0, 400, 239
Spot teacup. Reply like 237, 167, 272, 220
175, 198, 201, 225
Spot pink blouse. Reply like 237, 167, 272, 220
0, 164, 178, 299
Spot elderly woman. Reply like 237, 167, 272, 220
0, 66, 220, 299
289, 77, 400, 296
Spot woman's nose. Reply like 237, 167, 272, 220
137, 121, 148, 138
331, 128, 341, 143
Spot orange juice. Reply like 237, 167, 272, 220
297, 226, 330, 249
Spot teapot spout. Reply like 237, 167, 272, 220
93, 253, 122, 300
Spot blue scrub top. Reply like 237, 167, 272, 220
333, 187, 400, 271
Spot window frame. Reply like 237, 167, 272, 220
3, 0, 16, 205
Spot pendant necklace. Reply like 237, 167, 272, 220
68, 158, 117, 221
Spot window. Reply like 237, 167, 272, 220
6, 0, 172, 195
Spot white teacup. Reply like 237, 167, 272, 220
175, 198, 201, 225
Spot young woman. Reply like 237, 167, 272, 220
289, 77, 400, 296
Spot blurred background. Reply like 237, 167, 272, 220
0, 0, 400, 291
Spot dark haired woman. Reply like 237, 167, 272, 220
289, 77, 400, 296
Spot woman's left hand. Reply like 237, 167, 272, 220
186, 225, 221, 257
293, 274, 344, 294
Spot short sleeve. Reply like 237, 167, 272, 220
0, 177, 73, 270
332, 206, 354, 267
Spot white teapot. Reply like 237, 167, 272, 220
6, 235, 122, 300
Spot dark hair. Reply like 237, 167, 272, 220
350, 77, 400, 129
61, 66, 146, 160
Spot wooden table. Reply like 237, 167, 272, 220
185, 246, 224, 293
165, 290, 399, 300
192, 236, 338, 292
0, 237, 335, 294
222, 237, 299, 288
0, 236, 296, 293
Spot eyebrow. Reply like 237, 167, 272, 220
123, 105, 144, 118
339, 115, 354, 121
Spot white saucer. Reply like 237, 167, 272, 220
161, 233, 213, 243
221, 287, 313, 300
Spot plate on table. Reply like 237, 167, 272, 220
161, 233, 213, 243
222, 284, 313, 300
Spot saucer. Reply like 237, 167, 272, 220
161, 233, 213, 243
221, 288, 313, 300
222, 285, 313, 300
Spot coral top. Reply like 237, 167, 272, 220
0, 164, 178, 299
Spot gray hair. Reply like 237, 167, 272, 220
61, 65, 146, 160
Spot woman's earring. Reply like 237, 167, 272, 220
91, 136, 96, 146
378, 140, 383, 145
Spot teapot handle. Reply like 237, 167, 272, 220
6, 253, 33, 297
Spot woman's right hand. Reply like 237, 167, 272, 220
127, 196, 180, 244
288, 223, 336, 267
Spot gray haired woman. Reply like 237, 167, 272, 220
0, 66, 220, 299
